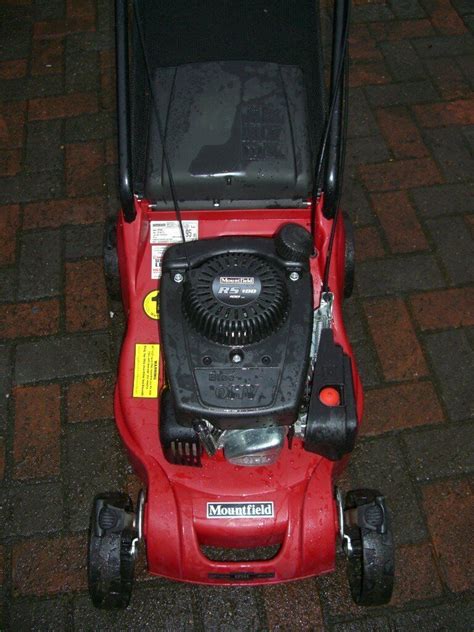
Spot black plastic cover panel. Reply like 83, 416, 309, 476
144, 62, 313, 208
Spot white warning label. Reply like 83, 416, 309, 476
151, 245, 167, 279
150, 220, 199, 244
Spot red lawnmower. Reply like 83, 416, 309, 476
89, 0, 394, 610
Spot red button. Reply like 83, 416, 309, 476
319, 386, 341, 406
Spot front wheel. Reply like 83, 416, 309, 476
344, 489, 394, 606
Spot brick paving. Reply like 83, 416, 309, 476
0, 0, 473, 629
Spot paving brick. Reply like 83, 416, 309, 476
24, 120, 63, 173
0, 204, 20, 265
0, 269, 16, 303
345, 135, 390, 167
411, 182, 474, 217
426, 216, 474, 285
403, 422, 474, 481
0, 100, 26, 149
376, 106, 429, 159
452, 0, 474, 14
263, 579, 324, 631
0, 344, 12, 433
372, 191, 428, 253
0, 544, 4, 586
414, 98, 474, 128
347, 88, 379, 138
64, 110, 115, 142
380, 40, 425, 80
10, 597, 69, 632
65, 259, 108, 331
349, 25, 383, 62
410, 287, 474, 330
0, 437, 5, 480
67, 375, 114, 422
359, 158, 443, 192
422, 478, 474, 592
28, 92, 98, 121
15, 332, 110, 384
0, 170, 64, 205
392, 541, 443, 605
391, 598, 474, 632
365, 79, 438, 107
348, 61, 391, 88
23, 196, 106, 228
198, 586, 262, 632
316, 555, 370, 620
0, 299, 60, 338
65, 141, 103, 196
65, 421, 125, 530
64, 223, 103, 260
425, 57, 472, 99
18, 229, 61, 300
352, 5, 395, 23
0, 148, 22, 177
341, 177, 375, 226
12, 534, 86, 596
388, 0, 426, 19
354, 226, 385, 261
430, 0, 468, 35
73, 583, 195, 631
349, 435, 427, 543
33, 17, 95, 39
426, 127, 474, 183
363, 297, 428, 381
2, 75, 65, 102
369, 18, 434, 41
412, 33, 474, 57
31, 38, 64, 76
0, 58, 27, 79
357, 253, 444, 297
6, 481, 64, 536
13, 384, 61, 479
425, 329, 474, 420
363, 381, 444, 435
343, 299, 382, 387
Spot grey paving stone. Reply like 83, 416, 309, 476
451, 0, 474, 14
425, 330, 474, 421
388, 0, 426, 18
365, 80, 438, 107
425, 216, 474, 284
73, 581, 195, 631
0, 171, 64, 205
1, 75, 64, 102
5, 481, 64, 537
403, 422, 474, 481
391, 597, 474, 632
0, 268, 17, 302
15, 333, 111, 384
425, 127, 474, 183
343, 298, 381, 387
461, 124, 474, 153
347, 89, 379, 139
25, 120, 64, 173
349, 436, 427, 544
0, 9, 32, 60
345, 136, 390, 168
198, 585, 264, 632
380, 41, 425, 81
34, 0, 64, 20
65, 32, 114, 54
341, 177, 375, 227
65, 50, 99, 93
412, 34, 474, 58
352, 5, 394, 22
18, 230, 61, 300
64, 112, 116, 143
9, 596, 69, 632
410, 183, 474, 218
356, 254, 444, 297
0, 344, 12, 433
332, 617, 391, 632
65, 224, 103, 259
66, 421, 126, 531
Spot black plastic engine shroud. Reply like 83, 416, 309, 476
160, 231, 313, 430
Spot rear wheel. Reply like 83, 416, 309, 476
88, 492, 137, 609
344, 489, 394, 606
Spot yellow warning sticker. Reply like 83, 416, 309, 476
143, 290, 160, 320
133, 344, 160, 398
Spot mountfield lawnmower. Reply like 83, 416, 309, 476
89, 0, 394, 610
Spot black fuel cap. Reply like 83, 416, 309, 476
275, 223, 313, 262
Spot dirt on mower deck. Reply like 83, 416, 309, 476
0, 0, 473, 630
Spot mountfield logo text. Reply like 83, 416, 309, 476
206, 502, 274, 519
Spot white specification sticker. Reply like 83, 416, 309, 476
151, 245, 167, 279
150, 220, 199, 244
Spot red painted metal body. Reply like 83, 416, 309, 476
114, 196, 363, 585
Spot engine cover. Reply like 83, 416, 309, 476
160, 226, 313, 430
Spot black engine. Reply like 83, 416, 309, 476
160, 224, 314, 430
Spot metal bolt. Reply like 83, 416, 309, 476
231, 353, 242, 364
289, 271, 300, 282
173, 273, 184, 283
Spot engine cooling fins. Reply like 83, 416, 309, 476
182, 253, 289, 346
